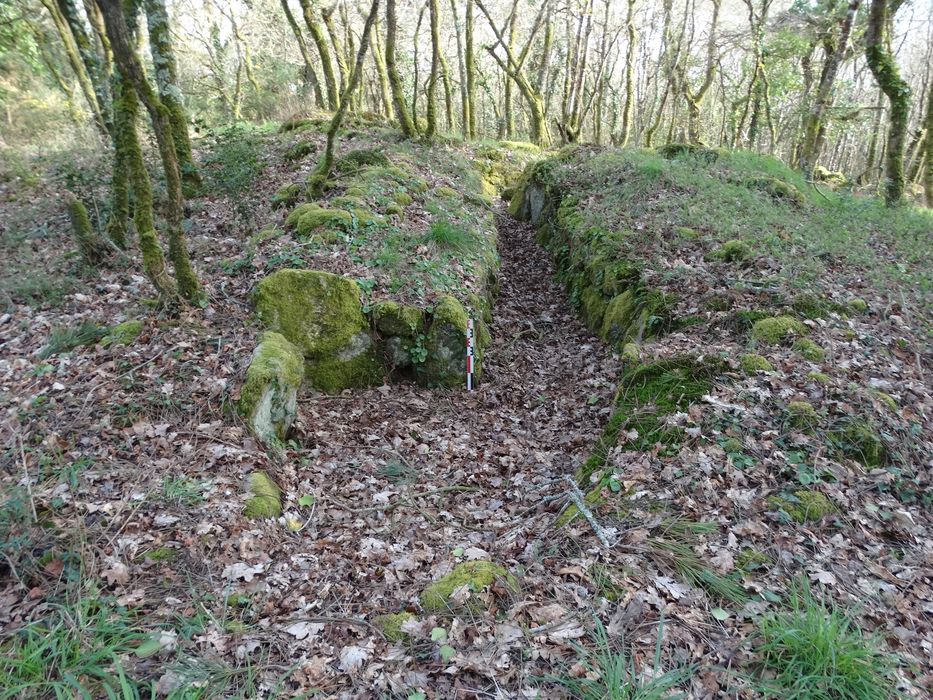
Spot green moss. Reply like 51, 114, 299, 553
271, 183, 302, 210
136, 547, 176, 563
722, 438, 744, 454
284, 141, 315, 162
599, 288, 675, 347
411, 177, 429, 193
285, 204, 354, 236
244, 471, 282, 519
554, 481, 613, 527
787, 401, 819, 430
830, 419, 886, 468
751, 316, 808, 344
848, 298, 869, 314
419, 561, 519, 612
580, 285, 607, 331
745, 176, 805, 206
253, 269, 367, 357
304, 332, 383, 393
708, 239, 753, 263
238, 331, 304, 442
791, 293, 847, 320
335, 148, 390, 172
344, 186, 368, 197
740, 353, 773, 373
374, 612, 416, 642
703, 294, 732, 312
435, 185, 460, 199
393, 192, 413, 206
807, 371, 831, 384
101, 320, 144, 347
422, 295, 471, 387
385, 203, 404, 216
793, 338, 825, 362
373, 301, 423, 336
674, 226, 700, 240
736, 548, 771, 572
332, 195, 365, 209
621, 342, 640, 363
769, 490, 836, 523
869, 390, 897, 412
350, 208, 384, 228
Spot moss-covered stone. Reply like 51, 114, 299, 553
305, 332, 383, 393
722, 437, 744, 454
336, 148, 390, 172
435, 185, 459, 199
253, 269, 367, 357
787, 401, 819, 430
848, 298, 869, 314
419, 561, 519, 612
271, 183, 302, 210
422, 296, 472, 387
621, 342, 641, 363
751, 316, 807, 344
384, 203, 404, 217
244, 471, 282, 519
791, 293, 847, 320
101, 320, 144, 347
807, 371, 831, 384
374, 612, 416, 642
745, 176, 805, 206
740, 353, 773, 373
284, 141, 315, 162
599, 288, 675, 347
769, 490, 836, 523
285, 204, 354, 237
350, 208, 384, 228
792, 338, 825, 362
830, 419, 886, 468
392, 192, 413, 206
373, 301, 423, 336
674, 226, 700, 240
238, 331, 304, 443
708, 239, 753, 263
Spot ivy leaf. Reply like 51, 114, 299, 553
430, 627, 447, 642
711, 607, 730, 621
298, 494, 315, 508
439, 644, 456, 662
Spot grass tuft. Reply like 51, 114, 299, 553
756, 581, 895, 700
426, 220, 477, 251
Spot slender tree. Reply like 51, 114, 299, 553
297, 0, 340, 109
425, 0, 441, 138
279, 0, 325, 108
145, 0, 201, 194
97, 0, 200, 302
618, 0, 637, 146
679, 0, 722, 144
924, 80, 932, 206
865, 0, 911, 205
385, 0, 417, 136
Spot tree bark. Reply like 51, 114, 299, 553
279, 0, 325, 108
618, 0, 637, 146
97, 0, 200, 302
145, 0, 201, 195
465, 0, 477, 138
924, 78, 932, 206
425, 0, 441, 138
311, 0, 381, 195
56, 0, 112, 133
865, 0, 911, 206
371, 19, 393, 118
680, 0, 721, 144
385, 0, 417, 136
297, 0, 340, 110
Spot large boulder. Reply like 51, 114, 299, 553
253, 270, 382, 393
238, 331, 304, 443
422, 296, 489, 387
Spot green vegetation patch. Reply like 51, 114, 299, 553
244, 471, 282, 519
740, 353, 773, 373
419, 561, 519, 612
769, 490, 836, 523
751, 316, 808, 344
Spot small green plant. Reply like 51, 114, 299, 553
426, 220, 476, 251
545, 616, 693, 699
756, 581, 895, 700
39, 321, 106, 359
161, 476, 206, 506
405, 332, 429, 364
0, 595, 147, 699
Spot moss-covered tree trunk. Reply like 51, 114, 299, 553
310, 0, 381, 197
321, 5, 349, 96
465, 0, 477, 139
865, 0, 911, 206
56, 0, 112, 134
371, 20, 393, 118
618, 0, 637, 147
925, 74, 933, 207
680, 0, 721, 145
797, 0, 861, 177
279, 0, 325, 108
40, 0, 109, 137
98, 0, 200, 302
385, 0, 417, 137
111, 72, 177, 299
67, 194, 111, 266
297, 0, 339, 110
145, 0, 201, 196
425, 0, 441, 139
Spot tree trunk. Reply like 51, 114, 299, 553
449, 0, 469, 138
145, 0, 201, 195
865, 0, 911, 206
321, 4, 349, 95
798, 0, 861, 177
97, 0, 200, 302
111, 72, 176, 298
56, 0, 112, 133
924, 81, 932, 206
297, 0, 340, 110
465, 0, 477, 138
425, 0, 441, 138
279, 0, 325, 108
311, 0, 381, 195
371, 20, 393, 118
681, 0, 721, 144
68, 194, 111, 266
385, 0, 417, 136
618, 0, 637, 146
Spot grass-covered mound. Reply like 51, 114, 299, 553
515, 145, 931, 668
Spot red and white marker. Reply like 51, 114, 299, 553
466, 318, 475, 391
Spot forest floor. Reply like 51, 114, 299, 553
0, 127, 931, 699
